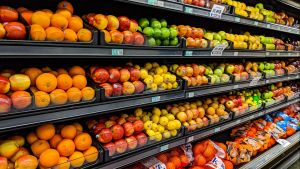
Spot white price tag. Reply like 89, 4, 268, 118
147, 0, 157, 5
188, 92, 194, 98
156, 0, 164, 7
185, 50, 193, 56
234, 17, 241, 22
152, 96, 161, 102
254, 21, 258, 26
276, 139, 291, 147
211, 44, 226, 56
249, 76, 261, 86
233, 85, 239, 89
266, 52, 270, 56
266, 80, 269, 84
266, 24, 270, 28
184, 7, 193, 13
187, 136, 194, 142
214, 127, 221, 133
160, 144, 169, 152
209, 4, 225, 18
234, 52, 238, 56
112, 49, 123, 56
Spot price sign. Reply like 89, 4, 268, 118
147, 0, 157, 5
152, 96, 161, 102
185, 50, 193, 56
187, 92, 194, 98
254, 21, 258, 26
211, 44, 226, 56
160, 144, 169, 152
112, 49, 123, 56
234, 17, 241, 22
266, 24, 270, 28
187, 136, 194, 142
234, 52, 239, 56
184, 7, 193, 13
214, 127, 221, 133
249, 76, 261, 86
233, 85, 239, 89
276, 139, 291, 147
209, 4, 225, 19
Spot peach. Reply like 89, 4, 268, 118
133, 81, 145, 93
0, 23, 5, 39
4, 22, 26, 40
133, 32, 144, 45
64, 28, 78, 42
31, 11, 50, 29
130, 68, 140, 81
21, 10, 33, 25
100, 83, 113, 97
46, 27, 64, 41
102, 30, 111, 43
106, 15, 119, 31
110, 30, 123, 44
15, 155, 38, 169
119, 68, 130, 82
122, 82, 135, 95
9, 74, 30, 91
77, 28, 92, 42
11, 147, 30, 162
176, 111, 187, 123
68, 16, 83, 32
0, 94, 11, 113
93, 14, 108, 30
123, 31, 134, 44
118, 16, 130, 31
30, 24, 46, 41
129, 19, 138, 32
51, 13, 68, 30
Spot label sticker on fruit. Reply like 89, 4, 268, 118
211, 44, 226, 56
205, 156, 225, 169
276, 139, 291, 147
209, 4, 225, 18
112, 49, 123, 56
249, 76, 261, 86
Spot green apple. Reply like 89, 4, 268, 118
137, 26, 142, 32
143, 27, 154, 37
266, 44, 275, 50
213, 33, 222, 41
148, 37, 156, 46
264, 63, 271, 70
138, 18, 149, 28
266, 16, 276, 23
205, 67, 213, 75
162, 39, 169, 46
161, 28, 170, 39
156, 39, 161, 46
226, 64, 234, 74
221, 40, 229, 47
160, 19, 167, 28
169, 28, 178, 38
218, 31, 226, 40
270, 63, 275, 70
258, 63, 265, 71
209, 75, 216, 84
169, 37, 178, 46
255, 3, 264, 9
150, 18, 158, 23
214, 69, 223, 77
151, 20, 161, 29
214, 75, 221, 84
153, 28, 162, 39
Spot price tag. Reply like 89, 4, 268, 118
266, 79, 269, 84
147, 0, 157, 5
234, 52, 238, 56
211, 44, 226, 56
184, 7, 193, 13
258, 112, 263, 116
266, 24, 270, 28
112, 49, 123, 56
187, 92, 194, 98
233, 85, 239, 89
185, 50, 193, 56
187, 136, 194, 142
236, 119, 241, 124
288, 53, 292, 56
249, 76, 261, 86
209, 4, 225, 19
250, 115, 255, 119
276, 52, 280, 56
214, 127, 221, 133
156, 0, 164, 7
276, 139, 291, 147
234, 17, 241, 22
152, 96, 161, 102
266, 52, 270, 56
254, 21, 258, 26
160, 144, 169, 152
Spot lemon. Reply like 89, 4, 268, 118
151, 123, 158, 131
140, 69, 148, 79
142, 115, 150, 122
155, 67, 164, 75
154, 75, 163, 85
161, 109, 168, 115
161, 65, 168, 73
154, 132, 162, 142
159, 83, 167, 90
163, 131, 171, 139
151, 83, 158, 92
144, 77, 153, 86
159, 116, 169, 126
174, 120, 182, 129
144, 121, 152, 130
172, 82, 178, 89
170, 75, 176, 83
167, 121, 176, 130
152, 115, 160, 124
134, 108, 143, 117
157, 125, 165, 133
152, 107, 161, 116
166, 114, 175, 121
152, 62, 159, 68
144, 62, 152, 70
167, 83, 173, 90
170, 130, 177, 137
147, 129, 156, 140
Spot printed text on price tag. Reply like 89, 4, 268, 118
249, 76, 261, 86
211, 44, 226, 56
209, 4, 225, 18
276, 139, 291, 147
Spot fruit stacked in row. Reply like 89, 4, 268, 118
261, 83, 287, 106
0, 6, 26, 40
225, 32, 263, 50
0, 135, 38, 169
139, 18, 179, 46
166, 97, 230, 131
284, 59, 298, 74
26, 123, 98, 168
85, 13, 144, 45
244, 61, 263, 78
86, 113, 147, 156
90, 64, 145, 97
140, 62, 179, 92
204, 31, 229, 48
183, 0, 206, 8
176, 25, 207, 48
24, 1, 92, 42
224, 63, 250, 81
256, 61, 277, 77
170, 63, 230, 87
156, 147, 190, 169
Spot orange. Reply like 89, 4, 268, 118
31, 11, 50, 29
64, 28, 78, 42
46, 27, 64, 41
26, 132, 38, 145
51, 14, 68, 30
61, 125, 77, 139
81, 87, 95, 101
216, 142, 227, 153
0, 23, 6, 39
73, 122, 83, 132
40, 149, 60, 168
203, 144, 216, 161
31, 140, 50, 157
36, 73, 57, 93
194, 154, 206, 166
166, 162, 175, 169
193, 143, 205, 156
57, 74, 73, 90
50, 89, 68, 105
34, 91, 50, 108
67, 87, 82, 103
57, 68, 68, 75
68, 16, 83, 33
30, 24, 46, 41
57, 1, 74, 14
56, 157, 70, 169
83, 146, 98, 163
57, 139, 75, 157
69, 151, 84, 168
41, 9, 53, 18
74, 133, 92, 151
223, 160, 234, 169
36, 123, 55, 140
50, 134, 63, 149
56, 9, 72, 19
169, 156, 181, 168
156, 153, 168, 163
24, 67, 43, 86
180, 155, 189, 167
69, 66, 86, 76
206, 107, 215, 115
77, 28, 92, 42
72, 75, 87, 89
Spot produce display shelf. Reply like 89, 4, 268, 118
240, 131, 300, 169
274, 149, 300, 169
276, 0, 300, 10
92, 97, 300, 169
115, 0, 300, 36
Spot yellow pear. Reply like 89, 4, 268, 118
0, 140, 20, 158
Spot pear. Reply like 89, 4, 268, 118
0, 140, 20, 158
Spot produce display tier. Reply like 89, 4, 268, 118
0, 74, 298, 133
240, 131, 300, 169
92, 97, 300, 169
113, 0, 300, 36
1, 45, 300, 58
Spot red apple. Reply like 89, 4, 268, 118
104, 142, 116, 156
92, 68, 109, 83
117, 117, 127, 125
105, 120, 116, 128
202, 117, 209, 126
111, 124, 124, 140
135, 133, 148, 147
192, 0, 200, 6
119, 68, 130, 83
0, 75, 10, 94
126, 116, 137, 123
133, 120, 144, 133
198, 0, 205, 7
198, 65, 206, 75
108, 68, 120, 83
0, 94, 11, 113
122, 82, 135, 95
97, 128, 113, 143
123, 31, 134, 44
118, 16, 131, 31
110, 30, 124, 44
133, 32, 145, 45
186, 37, 196, 47
125, 136, 138, 150
4, 22, 26, 40
93, 122, 105, 135
112, 83, 123, 96
130, 68, 140, 81
176, 66, 187, 77
225, 100, 235, 109
123, 122, 134, 137
132, 81, 145, 94
192, 64, 200, 76
115, 139, 128, 154
191, 108, 199, 119
129, 19, 138, 32
100, 83, 113, 97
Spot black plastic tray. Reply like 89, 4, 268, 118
182, 38, 232, 50
263, 68, 287, 80
231, 103, 265, 119
264, 95, 287, 109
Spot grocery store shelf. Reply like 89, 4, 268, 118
92, 97, 299, 169
240, 131, 300, 169
114, 0, 300, 36
276, 0, 300, 10
274, 149, 300, 169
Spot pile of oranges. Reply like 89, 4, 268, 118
27, 123, 99, 168
20, 1, 92, 42
156, 147, 190, 169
